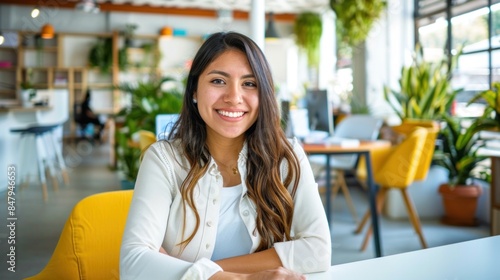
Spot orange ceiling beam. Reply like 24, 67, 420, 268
0, 0, 296, 21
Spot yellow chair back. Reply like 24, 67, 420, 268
391, 119, 440, 180
24, 190, 133, 280
374, 127, 428, 188
138, 130, 157, 151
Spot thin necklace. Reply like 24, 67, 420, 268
213, 158, 239, 175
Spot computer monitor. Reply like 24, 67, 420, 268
280, 100, 294, 138
155, 114, 179, 140
305, 89, 334, 135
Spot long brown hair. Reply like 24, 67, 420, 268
168, 32, 301, 252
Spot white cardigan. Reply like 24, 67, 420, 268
120, 138, 331, 279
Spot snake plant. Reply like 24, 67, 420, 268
384, 45, 462, 121
433, 114, 487, 186
467, 82, 500, 133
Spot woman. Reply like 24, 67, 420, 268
120, 31, 331, 279
76, 89, 104, 141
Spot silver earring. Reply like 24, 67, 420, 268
193, 99, 197, 104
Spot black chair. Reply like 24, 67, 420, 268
73, 102, 103, 143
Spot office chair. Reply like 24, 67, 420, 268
391, 119, 440, 180
317, 114, 383, 222
354, 127, 429, 251
138, 130, 157, 154
132, 130, 157, 163
24, 190, 133, 280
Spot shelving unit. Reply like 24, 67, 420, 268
4, 29, 203, 142
0, 45, 18, 101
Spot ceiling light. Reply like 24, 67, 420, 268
40, 24, 54, 39
75, 0, 100, 14
265, 13, 280, 39
31, 7, 40, 18
0, 34, 4, 45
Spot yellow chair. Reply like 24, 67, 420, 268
138, 130, 157, 152
391, 119, 440, 180
354, 127, 429, 251
24, 190, 133, 280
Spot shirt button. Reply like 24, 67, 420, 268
206, 243, 210, 249
242, 210, 249, 216
213, 198, 217, 205
207, 221, 213, 227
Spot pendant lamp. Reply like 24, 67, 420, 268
265, 13, 280, 39
160, 26, 173, 36
40, 23, 54, 39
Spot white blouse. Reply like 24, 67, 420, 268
210, 184, 252, 261
120, 138, 331, 280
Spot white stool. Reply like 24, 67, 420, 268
10, 124, 69, 201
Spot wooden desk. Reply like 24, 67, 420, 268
303, 140, 391, 258
306, 235, 500, 279
0, 105, 52, 113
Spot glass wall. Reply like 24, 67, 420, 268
415, 0, 500, 117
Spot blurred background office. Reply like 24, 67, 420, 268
0, 0, 499, 279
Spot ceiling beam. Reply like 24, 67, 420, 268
0, 0, 296, 21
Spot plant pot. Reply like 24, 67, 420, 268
438, 183, 482, 226
121, 179, 135, 190
21, 89, 35, 107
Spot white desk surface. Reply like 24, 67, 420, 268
306, 235, 500, 280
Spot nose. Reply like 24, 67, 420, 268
223, 83, 243, 104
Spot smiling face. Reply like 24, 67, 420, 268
194, 49, 259, 143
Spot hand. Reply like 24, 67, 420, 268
245, 267, 306, 280
211, 267, 305, 280
159, 247, 168, 255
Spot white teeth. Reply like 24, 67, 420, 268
218, 110, 244, 118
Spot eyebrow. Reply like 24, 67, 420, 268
207, 70, 255, 79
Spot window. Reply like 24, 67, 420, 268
415, 0, 500, 117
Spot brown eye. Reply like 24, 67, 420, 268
243, 81, 257, 88
211, 79, 225, 85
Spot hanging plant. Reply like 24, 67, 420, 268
294, 12, 323, 68
330, 0, 387, 47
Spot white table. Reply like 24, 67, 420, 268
306, 236, 500, 279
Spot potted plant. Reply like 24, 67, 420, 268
294, 12, 323, 69
123, 23, 138, 48
467, 82, 500, 133
384, 44, 462, 122
20, 72, 36, 107
88, 37, 113, 73
114, 75, 184, 188
433, 114, 488, 226
294, 12, 322, 88
330, 0, 386, 47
